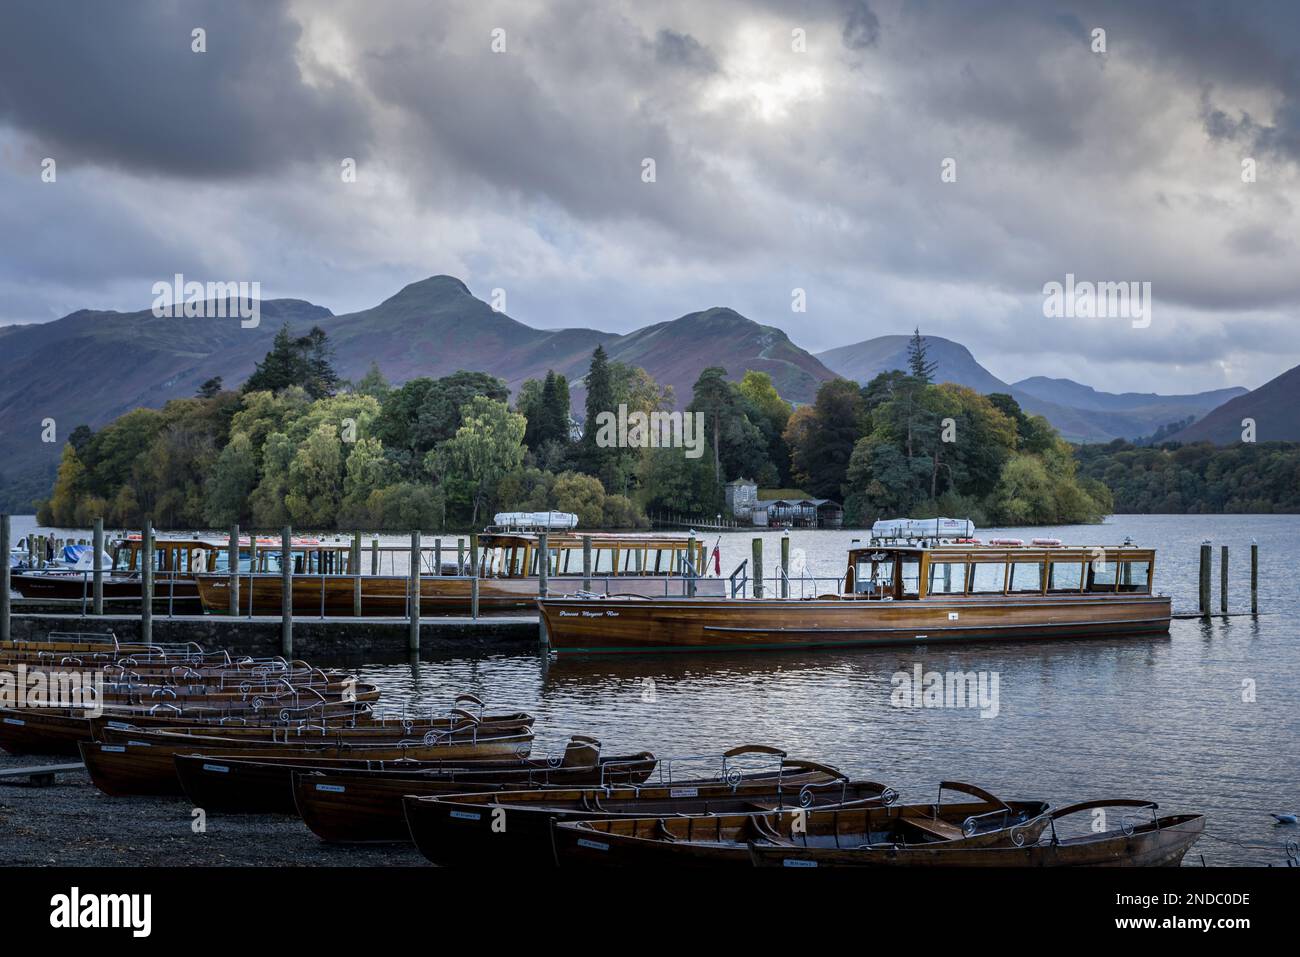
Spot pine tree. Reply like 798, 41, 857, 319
907, 327, 937, 384
540, 371, 571, 445
243, 324, 301, 394
581, 346, 615, 480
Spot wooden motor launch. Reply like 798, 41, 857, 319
299, 744, 844, 845
747, 800, 1206, 868
194, 518, 725, 616
539, 519, 1171, 655
551, 782, 1052, 867
177, 736, 658, 817
7, 535, 223, 612
403, 759, 893, 866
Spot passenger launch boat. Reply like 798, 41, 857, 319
195, 514, 724, 616
538, 518, 1171, 655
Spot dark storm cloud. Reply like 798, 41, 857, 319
839, 0, 881, 49
2, 0, 1299, 393
652, 29, 718, 72
0, 0, 370, 176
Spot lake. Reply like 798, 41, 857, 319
9, 513, 1299, 864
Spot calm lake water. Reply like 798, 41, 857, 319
10, 514, 1300, 865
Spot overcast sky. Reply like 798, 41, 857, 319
1, 0, 1297, 393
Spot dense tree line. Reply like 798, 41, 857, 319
46, 324, 1250, 532
1073, 440, 1300, 513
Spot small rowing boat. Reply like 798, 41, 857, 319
174, 736, 652, 816
80, 724, 534, 796
552, 782, 1049, 867
748, 799, 1205, 867
404, 765, 891, 866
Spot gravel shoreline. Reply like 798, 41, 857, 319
0, 753, 425, 867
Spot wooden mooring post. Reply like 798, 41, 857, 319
1251, 541, 1259, 615
92, 517, 104, 615
752, 537, 764, 599
228, 523, 240, 616
141, 520, 154, 644
1220, 544, 1229, 615
1, 514, 11, 643
780, 531, 790, 599
409, 530, 421, 653
582, 535, 592, 592
351, 531, 362, 618
687, 532, 696, 597
470, 534, 480, 620
537, 531, 549, 648
280, 526, 293, 656
1198, 541, 1211, 618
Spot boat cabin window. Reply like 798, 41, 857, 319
1047, 560, 1083, 592
1118, 560, 1151, 592
1086, 559, 1119, 592
1008, 561, 1044, 593
900, 559, 921, 597
593, 548, 614, 574
969, 562, 1007, 594
852, 554, 895, 597
927, 561, 967, 595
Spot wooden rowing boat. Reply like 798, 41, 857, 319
174, 737, 651, 815
307, 747, 847, 846
748, 800, 1205, 867
404, 768, 891, 866
81, 726, 534, 796
552, 782, 1050, 866
540, 538, 1170, 655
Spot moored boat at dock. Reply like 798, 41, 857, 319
539, 520, 1170, 655
194, 517, 725, 616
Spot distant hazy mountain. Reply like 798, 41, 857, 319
1167, 362, 1300, 444
816, 335, 1244, 445
1013, 376, 1246, 418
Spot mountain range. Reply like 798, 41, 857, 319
815, 336, 1247, 444
0, 275, 1291, 510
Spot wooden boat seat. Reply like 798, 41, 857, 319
898, 808, 965, 841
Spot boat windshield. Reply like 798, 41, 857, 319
852, 553, 895, 597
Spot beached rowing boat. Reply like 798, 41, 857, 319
81, 724, 534, 796
552, 782, 1049, 866
306, 747, 848, 846
404, 768, 891, 866
747, 800, 1205, 867
174, 736, 651, 815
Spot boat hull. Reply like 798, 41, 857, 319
0, 707, 92, 756
540, 594, 1172, 655
405, 776, 881, 867
10, 572, 203, 611
296, 755, 663, 843
749, 814, 1206, 867
82, 730, 533, 796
